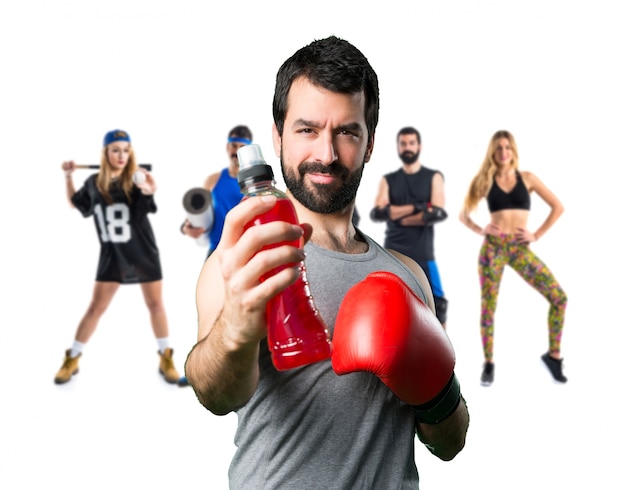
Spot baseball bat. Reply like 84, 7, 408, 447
75, 163, 153, 171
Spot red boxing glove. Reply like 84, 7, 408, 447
332, 271, 460, 424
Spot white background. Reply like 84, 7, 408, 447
1, 1, 624, 489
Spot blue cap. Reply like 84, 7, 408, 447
103, 129, 131, 147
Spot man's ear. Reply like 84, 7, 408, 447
272, 124, 282, 158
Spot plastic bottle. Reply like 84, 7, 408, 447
237, 144, 332, 371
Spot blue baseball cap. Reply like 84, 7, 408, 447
103, 129, 131, 147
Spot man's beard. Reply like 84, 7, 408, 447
399, 150, 419, 165
280, 153, 364, 214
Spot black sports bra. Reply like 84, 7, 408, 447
486, 171, 531, 212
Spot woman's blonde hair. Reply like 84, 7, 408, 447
463, 130, 520, 212
97, 144, 138, 204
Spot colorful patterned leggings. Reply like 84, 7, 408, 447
478, 234, 567, 361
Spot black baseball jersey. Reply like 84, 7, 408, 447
72, 174, 163, 283
383, 166, 442, 265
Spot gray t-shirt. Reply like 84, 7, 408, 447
229, 233, 428, 489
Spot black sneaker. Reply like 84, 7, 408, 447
541, 353, 568, 383
480, 362, 494, 386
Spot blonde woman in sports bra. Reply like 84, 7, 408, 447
459, 130, 567, 386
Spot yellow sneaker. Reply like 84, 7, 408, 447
54, 349, 80, 384
158, 348, 180, 384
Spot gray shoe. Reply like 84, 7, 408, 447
541, 353, 567, 383
480, 362, 494, 386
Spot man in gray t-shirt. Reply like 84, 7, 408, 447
185, 36, 469, 489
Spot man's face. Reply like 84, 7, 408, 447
397, 134, 420, 165
273, 77, 374, 214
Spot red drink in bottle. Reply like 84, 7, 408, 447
237, 144, 332, 371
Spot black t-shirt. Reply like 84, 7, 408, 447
72, 174, 162, 283
383, 166, 442, 265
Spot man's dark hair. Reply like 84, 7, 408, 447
273, 36, 379, 143
397, 126, 421, 145
229, 125, 253, 141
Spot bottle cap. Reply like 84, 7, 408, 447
237, 144, 266, 170
237, 144, 274, 188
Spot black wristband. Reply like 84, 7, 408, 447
370, 205, 391, 222
423, 206, 448, 225
412, 373, 461, 425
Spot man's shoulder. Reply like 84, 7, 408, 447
205, 168, 229, 189
419, 164, 439, 172
419, 165, 444, 179
384, 167, 404, 179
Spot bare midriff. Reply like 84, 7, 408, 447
489, 208, 530, 235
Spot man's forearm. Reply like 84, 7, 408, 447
388, 204, 416, 221
185, 324, 261, 416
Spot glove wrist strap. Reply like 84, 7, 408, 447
412, 373, 461, 425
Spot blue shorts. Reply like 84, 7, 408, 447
425, 260, 445, 298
